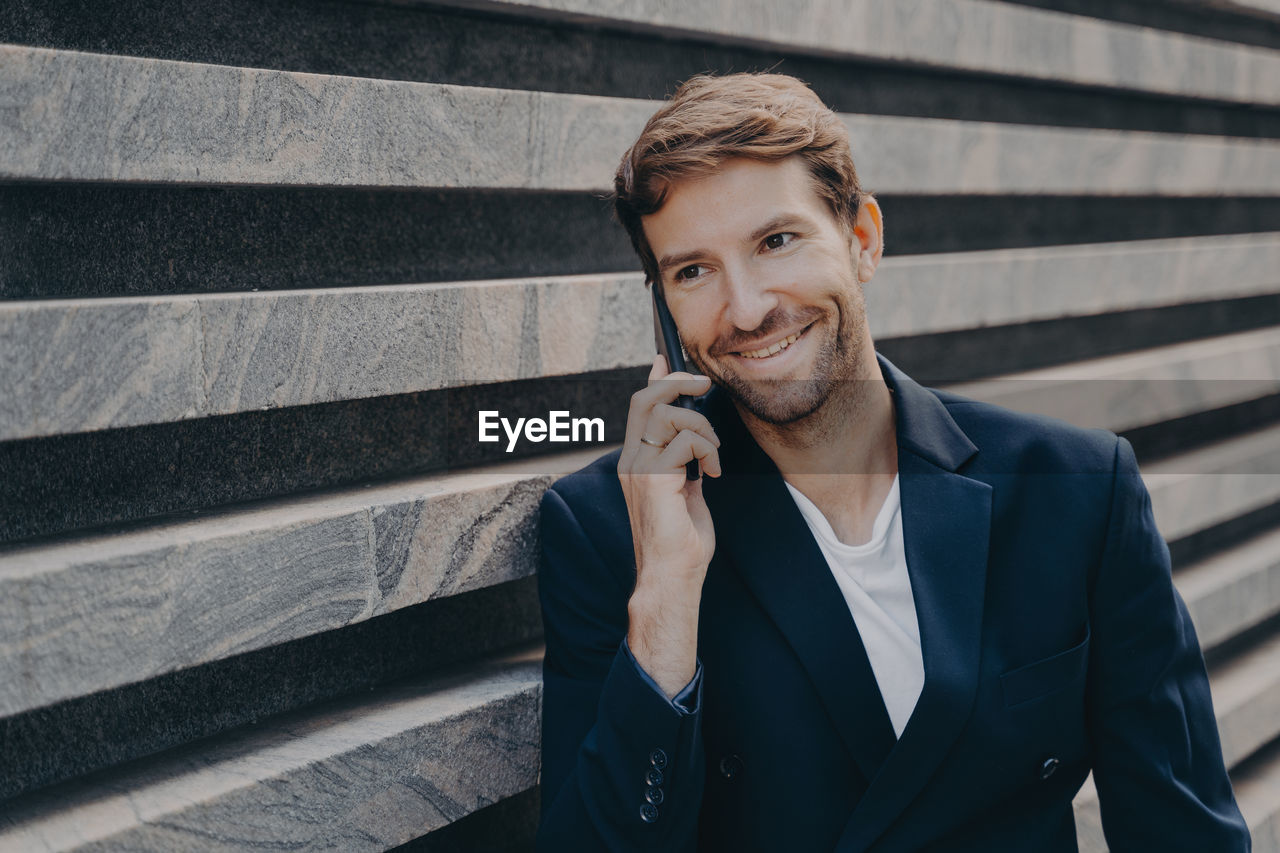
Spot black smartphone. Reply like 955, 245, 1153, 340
650, 281, 701, 481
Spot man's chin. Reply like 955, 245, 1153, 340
718, 375, 834, 426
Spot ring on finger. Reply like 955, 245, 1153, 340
639, 435, 667, 449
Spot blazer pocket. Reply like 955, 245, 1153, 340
1001, 624, 1090, 708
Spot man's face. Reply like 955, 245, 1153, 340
642, 156, 880, 426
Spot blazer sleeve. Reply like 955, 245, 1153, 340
1086, 436, 1250, 850
536, 485, 706, 852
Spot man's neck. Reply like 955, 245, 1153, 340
737, 360, 899, 545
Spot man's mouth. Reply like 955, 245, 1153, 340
735, 324, 810, 360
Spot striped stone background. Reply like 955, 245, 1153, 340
1, 1, 1278, 849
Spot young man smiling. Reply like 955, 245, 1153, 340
536, 73, 1248, 851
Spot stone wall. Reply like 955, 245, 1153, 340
1, 1, 1279, 849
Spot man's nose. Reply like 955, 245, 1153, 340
722, 265, 779, 333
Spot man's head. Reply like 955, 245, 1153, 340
614, 73, 865, 287
613, 73, 884, 428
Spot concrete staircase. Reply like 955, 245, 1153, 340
1, 1, 1278, 849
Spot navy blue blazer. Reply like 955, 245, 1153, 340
536, 356, 1248, 851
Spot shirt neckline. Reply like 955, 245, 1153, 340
784, 474, 901, 553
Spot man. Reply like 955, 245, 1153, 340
536, 73, 1248, 851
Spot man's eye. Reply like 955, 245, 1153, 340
763, 232, 796, 251
675, 264, 707, 282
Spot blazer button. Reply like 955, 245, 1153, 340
649, 748, 668, 769
1040, 757, 1060, 780
646, 786, 665, 806
640, 802, 659, 823
719, 755, 744, 780
645, 767, 664, 787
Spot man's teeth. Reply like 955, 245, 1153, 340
740, 331, 801, 359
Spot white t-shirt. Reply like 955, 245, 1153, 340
784, 475, 924, 737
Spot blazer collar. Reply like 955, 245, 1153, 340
701, 355, 992, 850
877, 353, 977, 473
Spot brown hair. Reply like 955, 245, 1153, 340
613, 72, 863, 284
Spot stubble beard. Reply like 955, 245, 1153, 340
687, 299, 869, 429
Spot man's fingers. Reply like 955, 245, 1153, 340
624, 372, 712, 450
642, 373, 712, 405
657, 431, 722, 478
648, 354, 668, 381
642, 405, 720, 450
622, 402, 719, 473
632, 373, 712, 414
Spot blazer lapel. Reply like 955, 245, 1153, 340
835, 358, 993, 852
701, 390, 898, 785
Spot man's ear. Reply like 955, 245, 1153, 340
852, 195, 884, 284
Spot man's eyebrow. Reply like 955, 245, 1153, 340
656, 214, 810, 275
747, 214, 808, 244
657, 249, 709, 276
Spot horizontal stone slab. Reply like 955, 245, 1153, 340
0, 45, 647, 190
1179, 526, 1280, 650
867, 233, 1280, 341
843, 115, 1280, 196
3, 45, 1279, 194
949, 326, 1280, 434
0, 274, 652, 441
1146, 423, 1280, 543
0, 449, 599, 718
0, 298, 208, 441
434, 0, 1280, 106
4, 233, 1277, 441
0, 647, 542, 852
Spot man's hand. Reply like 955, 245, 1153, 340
618, 355, 720, 698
